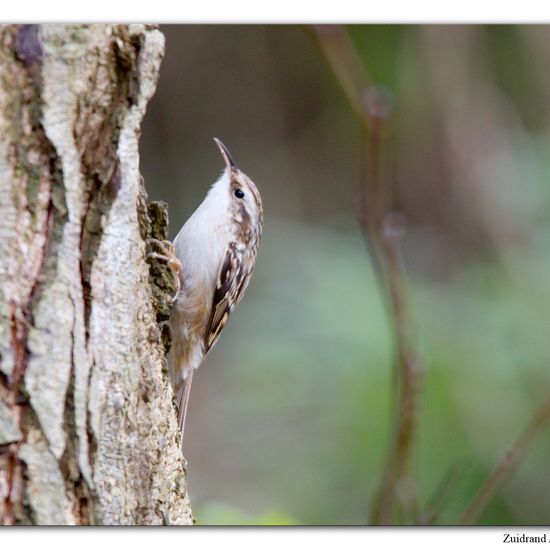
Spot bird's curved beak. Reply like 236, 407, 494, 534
213, 137, 236, 171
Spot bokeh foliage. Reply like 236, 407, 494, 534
141, 25, 550, 525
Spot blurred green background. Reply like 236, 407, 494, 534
140, 25, 550, 525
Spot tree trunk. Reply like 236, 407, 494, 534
0, 24, 193, 525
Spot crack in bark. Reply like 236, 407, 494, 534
76, 27, 143, 342
4, 166, 55, 525
66, 27, 145, 520
3, 152, 55, 521
58, 293, 94, 524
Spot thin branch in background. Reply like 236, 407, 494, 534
459, 399, 550, 526
308, 26, 372, 121
369, 210, 423, 525
310, 25, 424, 525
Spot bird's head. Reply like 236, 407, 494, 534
212, 138, 263, 234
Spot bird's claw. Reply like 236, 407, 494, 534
147, 238, 183, 302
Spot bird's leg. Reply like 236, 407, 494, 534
147, 238, 183, 302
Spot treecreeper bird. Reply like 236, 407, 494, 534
156, 139, 263, 446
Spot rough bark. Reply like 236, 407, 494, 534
0, 24, 193, 525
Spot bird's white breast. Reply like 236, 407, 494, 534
173, 170, 232, 296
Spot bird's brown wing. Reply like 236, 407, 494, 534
204, 241, 252, 355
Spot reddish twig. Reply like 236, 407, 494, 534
310, 25, 424, 525
369, 212, 423, 525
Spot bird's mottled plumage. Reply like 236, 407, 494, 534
167, 139, 263, 442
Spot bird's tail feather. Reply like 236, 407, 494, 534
176, 369, 194, 449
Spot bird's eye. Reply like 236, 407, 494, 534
234, 188, 245, 199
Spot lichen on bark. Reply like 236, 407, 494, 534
0, 24, 192, 525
